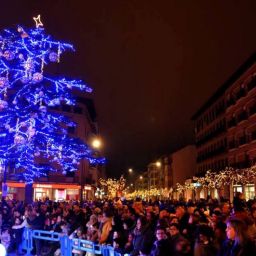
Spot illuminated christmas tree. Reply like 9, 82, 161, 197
0, 16, 104, 184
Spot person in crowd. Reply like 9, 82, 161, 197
12, 216, 25, 255
123, 233, 134, 254
213, 221, 227, 253
169, 223, 190, 255
194, 224, 216, 256
98, 209, 113, 244
218, 217, 256, 256
176, 205, 190, 234
112, 230, 125, 253
86, 214, 99, 242
68, 226, 87, 256
131, 216, 154, 256
150, 226, 171, 256
0, 228, 11, 254
146, 211, 157, 232
27, 205, 45, 256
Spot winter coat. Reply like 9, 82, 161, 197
131, 226, 154, 256
150, 239, 172, 256
218, 239, 256, 256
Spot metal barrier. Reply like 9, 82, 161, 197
101, 245, 123, 256
72, 238, 102, 254
21, 228, 127, 256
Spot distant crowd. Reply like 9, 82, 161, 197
1, 192, 256, 256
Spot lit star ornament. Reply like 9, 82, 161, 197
33, 15, 44, 28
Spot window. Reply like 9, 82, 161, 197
245, 185, 255, 201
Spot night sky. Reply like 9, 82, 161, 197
1, 1, 256, 177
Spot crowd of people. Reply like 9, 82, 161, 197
0, 192, 256, 256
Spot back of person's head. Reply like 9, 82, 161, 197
103, 209, 113, 218
196, 224, 214, 242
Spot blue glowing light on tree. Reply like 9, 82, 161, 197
0, 16, 105, 183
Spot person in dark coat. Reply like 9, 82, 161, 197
168, 223, 186, 253
131, 216, 154, 256
218, 218, 256, 256
150, 226, 171, 256
194, 224, 216, 256
27, 206, 45, 256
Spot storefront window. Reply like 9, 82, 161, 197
233, 185, 242, 196
245, 184, 255, 201
54, 189, 66, 201
66, 189, 79, 200
34, 188, 51, 200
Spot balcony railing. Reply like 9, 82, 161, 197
229, 141, 236, 149
235, 89, 246, 100
238, 136, 247, 146
237, 111, 248, 123
249, 105, 256, 116
247, 77, 256, 91
227, 118, 236, 128
252, 131, 256, 141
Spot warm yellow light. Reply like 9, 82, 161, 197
33, 15, 44, 28
139, 176, 143, 180
131, 183, 133, 186
156, 161, 161, 167
92, 138, 101, 149
128, 168, 133, 173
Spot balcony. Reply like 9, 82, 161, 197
251, 131, 256, 141
227, 118, 236, 129
238, 136, 247, 146
229, 141, 236, 149
234, 160, 250, 169
247, 77, 256, 91
237, 111, 248, 123
226, 98, 236, 108
249, 105, 256, 116
235, 89, 246, 100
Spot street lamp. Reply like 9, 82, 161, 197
128, 168, 133, 174
156, 161, 161, 167
91, 138, 102, 149
139, 175, 143, 180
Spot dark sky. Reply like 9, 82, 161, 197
1, 1, 256, 177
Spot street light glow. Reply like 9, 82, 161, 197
91, 138, 101, 149
139, 175, 143, 180
128, 168, 133, 173
156, 161, 161, 167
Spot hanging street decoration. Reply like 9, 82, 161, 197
0, 16, 105, 183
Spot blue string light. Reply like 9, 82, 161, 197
0, 20, 105, 184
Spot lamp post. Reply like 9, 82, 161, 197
84, 137, 102, 201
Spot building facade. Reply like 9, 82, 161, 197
2, 96, 104, 201
144, 146, 196, 200
192, 53, 256, 200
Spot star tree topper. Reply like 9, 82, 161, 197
33, 15, 44, 28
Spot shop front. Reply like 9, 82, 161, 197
5, 182, 80, 201
33, 184, 80, 201
233, 184, 255, 201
